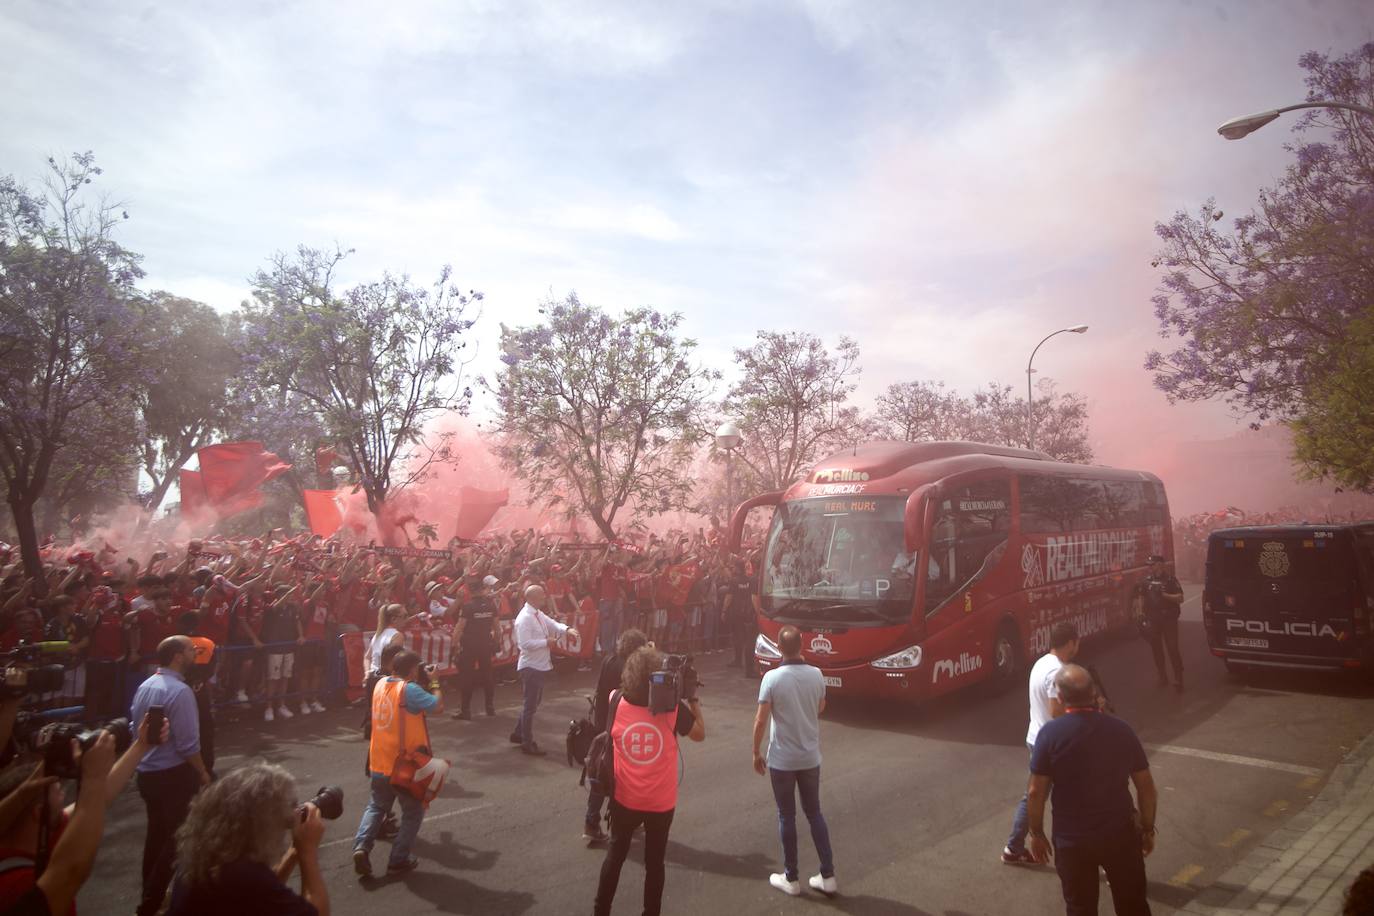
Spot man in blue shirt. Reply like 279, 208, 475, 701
1027, 664, 1158, 916
129, 635, 212, 916
752, 625, 836, 898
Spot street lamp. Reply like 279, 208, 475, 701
715, 421, 743, 517
1026, 325, 1088, 450
1217, 101, 1374, 140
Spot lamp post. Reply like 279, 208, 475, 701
1217, 101, 1374, 140
715, 421, 742, 517
1026, 325, 1088, 450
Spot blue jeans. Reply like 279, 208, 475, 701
769, 766, 834, 882
518, 667, 546, 749
353, 772, 425, 867
586, 783, 606, 828
598, 599, 620, 657
1006, 743, 1034, 854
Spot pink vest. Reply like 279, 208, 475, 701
611, 700, 680, 813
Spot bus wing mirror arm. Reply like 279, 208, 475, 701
904, 487, 936, 554
729, 490, 786, 553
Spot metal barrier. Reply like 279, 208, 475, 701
210, 637, 348, 711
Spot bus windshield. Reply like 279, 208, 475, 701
760, 495, 915, 623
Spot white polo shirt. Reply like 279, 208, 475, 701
1025, 651, 1064, 747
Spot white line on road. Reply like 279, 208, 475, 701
1146, 744, 1322, 778
320, 802, 494, 849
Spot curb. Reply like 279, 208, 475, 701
1182, 729, 1374, 915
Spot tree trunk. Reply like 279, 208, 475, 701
9, 494, 46, 597
591, 512, 617, 541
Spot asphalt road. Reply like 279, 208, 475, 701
83, 586, 1374, 915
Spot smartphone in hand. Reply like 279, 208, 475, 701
146, 705, 166, 746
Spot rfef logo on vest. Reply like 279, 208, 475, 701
620, 722, 665, 765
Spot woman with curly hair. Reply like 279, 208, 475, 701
593, 645, 706, 916
165, 763, 329, 916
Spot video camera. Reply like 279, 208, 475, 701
299, 785, 344, 822
30, 717, 132, 780
1, 643, 71, 699
648, 654, 701, 715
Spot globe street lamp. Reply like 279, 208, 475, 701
715, 421, 743, 516
1026, 325, 1088, 450
1218, 101, 1374, 140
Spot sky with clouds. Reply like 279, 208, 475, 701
3, 0, 1371, 478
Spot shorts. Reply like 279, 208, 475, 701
266, 651, 295, 680
652, 608, 668, 628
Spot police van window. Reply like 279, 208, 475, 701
1353, 531, 1374, 601
925, 479, 1011, 615
1213, 535, 1355, 592
1017, 476, 1104, 534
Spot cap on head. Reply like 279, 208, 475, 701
483, 574, 500, 588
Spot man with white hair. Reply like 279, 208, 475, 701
510, 584, 579, 756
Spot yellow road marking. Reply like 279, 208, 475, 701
1169, 864, 1204, 888
1219, 828, 1251, 848
1298, 775, 1320, 791
1263, 800, 1289, 817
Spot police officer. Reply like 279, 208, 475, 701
452, 573, 500, 720
725, 558, 758, 677
1140, 555, 1185, 691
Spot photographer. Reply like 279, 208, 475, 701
164, 763, 329, 916
0, 713, 164, 914
581, 628, 648, 845
593, 646, 705, 916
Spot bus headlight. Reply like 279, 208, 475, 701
755, 633, 782, 660
870, 645, 922, 670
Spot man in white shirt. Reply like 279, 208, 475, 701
1002, 621, 1079, 865
510, 584, 579, 756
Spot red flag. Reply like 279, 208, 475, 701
315, 445, 340, 477
303, 490, 344, 538
197, 442, 292, 510
179, 470, 208, 518
455, 486, 509, 539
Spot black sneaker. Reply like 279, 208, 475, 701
485, 707, 496, 717
521, 743, 547, 756
509, 732, 523, 744
353, 848, 373, 877
583, 823, 608, 845
386, 856, 419, 875
453, 710, 472, 721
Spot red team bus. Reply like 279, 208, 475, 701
729, 441, 1173, 701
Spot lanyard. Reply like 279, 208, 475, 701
1064, 706, 1097, 714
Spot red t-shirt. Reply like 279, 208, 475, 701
611, 699, 693, 813
598, 564, 625, 602
136, 609, 179, 661
301, 601, 329, 640
231, 594, 264, 643
199, 588, 233, 646
88, 608, 126, 660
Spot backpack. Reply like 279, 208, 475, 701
566, 696, 597, 769
580, 690, 623, 792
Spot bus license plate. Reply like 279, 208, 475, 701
823, 676, 842, 688
1227, 637, 1269, 649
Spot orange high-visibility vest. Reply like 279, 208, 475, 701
368, 677, 430, 777
187, 636, 216, 667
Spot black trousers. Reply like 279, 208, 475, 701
457, 647, 494, 713
1148, 615, 1183, 682
594, 800, 675, 916
1054, 826, 1151, 916
136, 763, 200, 916
731, 614, 758, 673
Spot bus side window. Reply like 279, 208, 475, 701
925, 480, 1011, 615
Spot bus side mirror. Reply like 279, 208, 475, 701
904, 486, 935, 553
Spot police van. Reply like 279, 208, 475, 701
1203, 524, 1374, 673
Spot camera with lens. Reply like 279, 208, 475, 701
0, 643, 72, 700
298, 785, 344, 822
32, 718, 132, 780
648, 653, 701, 714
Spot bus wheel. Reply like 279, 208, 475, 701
989, 623, 1022, 691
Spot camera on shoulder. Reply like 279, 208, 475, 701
648, 654, 701, 714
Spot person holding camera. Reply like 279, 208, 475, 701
582, 628, 649, 845
164, 763, 329, 916
593, 646, 705, 916
1139, 555, 1185, 691
351, 650, 442, 878
751, 625, 836, 897
1026, 664, 1157, 916
0, 713, 165, 915
128, 636, 211, 916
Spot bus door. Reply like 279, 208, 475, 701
1207, 531, 1360, 661
922, 478, 1012, 634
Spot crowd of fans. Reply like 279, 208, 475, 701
1171, 504, 1372, 581
0, 523, 765, 724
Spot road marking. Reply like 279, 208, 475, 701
1218, 828, 1251, 848
1263, 800, 1290, 818
320, 802, 493, 850
1169, 864, 1204, 888
1145, 744, 1322, 778
1298, 775, 1320, 791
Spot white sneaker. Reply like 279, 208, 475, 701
263, 707, 274, 722
311, 701, 326, 713
236, 690, 249, 703
299, 702, 312, 716
277, 704, 294, 719
769, 873, 801, 896
809, 874, 838, 896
